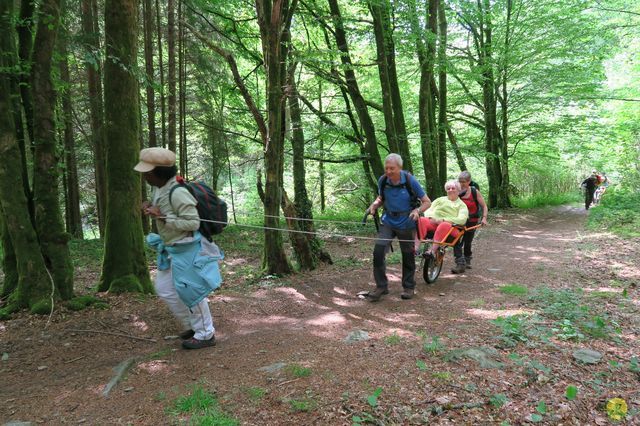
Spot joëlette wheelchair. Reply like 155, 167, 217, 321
418, 223, 482, 284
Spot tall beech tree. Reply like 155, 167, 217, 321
0, 1, 53, 315
31, 0, 74, 299
99, 0, 152, 293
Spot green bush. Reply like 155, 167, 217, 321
512, 192, 580, 209
587, 188, 640, 237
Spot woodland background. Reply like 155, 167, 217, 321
1, 0, 639, 315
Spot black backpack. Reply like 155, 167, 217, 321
169, 179, 228, 240
378, 171, 421, 210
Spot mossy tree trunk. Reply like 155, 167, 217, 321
99, 0, 153, 293
31, 0, 74, 300
0, 2, 53, 314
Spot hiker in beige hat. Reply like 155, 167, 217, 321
135, 147, 217, 349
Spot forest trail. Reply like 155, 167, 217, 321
2, 205, 639, 425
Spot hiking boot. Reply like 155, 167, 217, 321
368, 288, 389, 302
182, 336, 216, 350
401, 288, 414, 300
179, 329, 195, 340
465, 257, 472, 269
451, 263, 466, 274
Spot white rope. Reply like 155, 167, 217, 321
157, 216, 418, 244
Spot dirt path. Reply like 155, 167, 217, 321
1, 205, 639, 425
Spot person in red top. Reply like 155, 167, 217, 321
452, 171, 488, 274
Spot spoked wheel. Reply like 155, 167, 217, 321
422, 249, 444, 284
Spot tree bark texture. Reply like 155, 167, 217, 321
287, 63, 332, 268
167, 0, 176, 152
100, 0, 153, 293
328, 0, 384, 180
437, 0, 447, 186
256, 0, 294, 275
31, 0, 74, 300
0, 2, 54, 313
142, 0, 157, 148
80, 0, 107, 236
59, 30, 83, 239
155, 0, 167, 147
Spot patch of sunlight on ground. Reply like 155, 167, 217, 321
138, 360, 171, 374
0, 323, 5, 334
130, 315, 149, 332
333, 287, 349, 295
512, 234, 538, 239
374, 312, 429, 327
331, 297, 361, 308
306, 311, 347, 326
465, 308, 536, 320
583, 287, 624, 293
273, 287, 308, 301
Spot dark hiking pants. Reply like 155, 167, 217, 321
453, 228, 476, 266
373, 224, 416, 290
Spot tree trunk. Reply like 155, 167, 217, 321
446, 118, 467, 171
318, 80, 326, 213
80, 0, 106, 236
497, 0, 512, 208
410, 0, 440, 196
167, 0, 176, 152
287, 62, 332, 268
100, 0, 153, 293
256, 0, 293, 275
328, 0, 384, 179
0, 2, 54, 314
31, 0, 74, 300
479, 0, 501, 208
0, 212, 18, 300
17, 0, 35, 147
155, 0, 166, 147
142, 0, 157, 148
437, 0, 447, 186
58, 29, 83, 239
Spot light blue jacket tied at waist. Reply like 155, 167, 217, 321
146, 232, 224, 308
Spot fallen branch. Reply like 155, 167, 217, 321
429, 401, 487, 415
67, 329, 157, 343
102, 357, 137, 397
64, 356, 86, 364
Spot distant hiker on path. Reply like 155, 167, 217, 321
135, 147, 222, 350
451, 171, 488, 274
366, 154, 431, 302
581, 170, 599, 210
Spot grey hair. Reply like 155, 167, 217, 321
458, 170, 472, 181
384, 153, 403, 168
445, 179, 461, 191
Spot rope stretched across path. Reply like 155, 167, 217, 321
157, 215, 420, 244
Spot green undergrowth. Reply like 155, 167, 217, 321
65, 295, 109, 311
492, 286, 622, 347
511, 192, 581, 209
168, 383, 238, 425
587, 188, 640, 237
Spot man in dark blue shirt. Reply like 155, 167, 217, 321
367, 154, 431, 301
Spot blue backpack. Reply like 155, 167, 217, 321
169, 177, 228, 240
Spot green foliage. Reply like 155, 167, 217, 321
65, 295, 108, 311
384, 332, 402, 346
587, 189, 640, 237
366, 387, 383, 408
169, 384, 238, 426
566, 385, 578, 400
512, 192, 581, 209
492, 315, 532, 346
422, 336, 444, 355
30, 299, 52, 315
490, 394, 508, 408
288, 398, 315, 412
107, 274, 145, 294
499, 284, 528, 297
416, 360, 428, 371
287, 364, 312, 378
246, 387, 267, 401
68, 238, 104, 271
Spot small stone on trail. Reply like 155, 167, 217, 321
487, 268, 501, 272
37, 365, 48, 371
123, 387, 134, 392
3, 421, 34, 426
163, 335, 179, 340
572, 348, 602, 364
344, 330, 370, 343
439, 293, 445, 297
1, 352, 8, 361
258, 362, 287, 373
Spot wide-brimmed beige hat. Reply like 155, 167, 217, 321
134, 147, 176, 172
